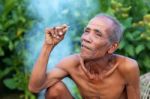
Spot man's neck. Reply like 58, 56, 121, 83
81, 54, 117, 80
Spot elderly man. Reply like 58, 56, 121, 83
28, 13, 140, 99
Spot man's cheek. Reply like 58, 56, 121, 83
96, 43, 107, 49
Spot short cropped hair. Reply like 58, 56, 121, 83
95, 13, 124, 43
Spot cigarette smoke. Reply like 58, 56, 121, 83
25, 0, 99, 98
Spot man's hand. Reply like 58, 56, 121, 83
28, 24, 69, 93
45, 24, 69, 45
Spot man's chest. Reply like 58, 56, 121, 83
69, 66, 126, 99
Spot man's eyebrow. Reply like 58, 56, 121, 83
94, 29, 102, 35
84, 27, 91, 30
84, 27, 103, 35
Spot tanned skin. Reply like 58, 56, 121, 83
28, 16, 140, 99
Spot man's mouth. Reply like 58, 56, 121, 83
81, 44, 92, 51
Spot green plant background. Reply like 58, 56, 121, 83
0, 0, 150, 99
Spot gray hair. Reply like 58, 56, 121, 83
95, 13, 124, 43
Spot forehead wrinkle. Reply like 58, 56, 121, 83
87, 23, 103, 31
93, 17, 114, 36
87, 23, 108, 37
86, 24, 103, 35
95, 16, 114, 24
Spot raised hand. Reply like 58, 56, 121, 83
45, 24, 69, 45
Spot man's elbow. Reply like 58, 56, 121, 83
28, 84, 41, 93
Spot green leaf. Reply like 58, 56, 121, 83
126, 32, 134, 40
17, 28, 26, 37
0, 36, 9, 42
126, 45, 135, 56
122, 17, 132, 29
0, 67, 13, 79
119, 40, 126, 49
135, 44, 144, 54
8, 42, 14, 50
3, 0, 16, 16
3, 20, 15, 29
0, 47, 4, 56
3, 78, 17, 89
99, 0, 111, 12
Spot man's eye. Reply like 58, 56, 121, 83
96, 33, 102, 37
84, 30, 89, 33
94, 30, 102, 37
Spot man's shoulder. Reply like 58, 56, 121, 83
116, 54, 139, 82
61, 53, 80, 63
116, 54, 138, 66
56, 53, 80, 70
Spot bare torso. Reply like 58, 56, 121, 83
29, 22, 140, 99
68, 54, 127, 99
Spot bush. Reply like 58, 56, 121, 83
0, 0, 37, 98
72, 0, 150, 74
72, 0, 150, 98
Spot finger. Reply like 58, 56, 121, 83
56, 35, 60, 39
62, 27, 69, 33
57, 32, 63, 39
45, 28, 53, 36
53, 27, 58, 38
55, 26, 62, 30
58, 26, 69, 36
58, 31, 63, 36
53, 24, 69, 38
57, 29, 64, 36
61, 24, 68, 28
56, 26, 67, 35
45, 28, 50, 34
54, 27, 62, 40
54, 27, 62, 37
56, 24, 68, 30
57, 32, 64, 40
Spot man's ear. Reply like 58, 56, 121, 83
108, 42, 119, 54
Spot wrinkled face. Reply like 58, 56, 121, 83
80, 16, 114, 60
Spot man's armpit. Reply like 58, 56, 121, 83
43, 67, 68, 88
48, 67, 68, 79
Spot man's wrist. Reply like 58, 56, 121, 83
43, 42, 55, 50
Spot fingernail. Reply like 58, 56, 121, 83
56, 36, 60, 39
53, 35, 56, 37
59, 32, 63, 35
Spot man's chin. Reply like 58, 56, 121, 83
80, 53, 92, 61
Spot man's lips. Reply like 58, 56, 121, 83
81, 44, 92, 51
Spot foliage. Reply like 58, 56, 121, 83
71, 0, 150, 98
0, 0, 37, 98
0, 0, 150, 98
109, 0, 150, 74
72, 0, 150, 74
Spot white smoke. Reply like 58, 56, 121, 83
25, 0, 99, 98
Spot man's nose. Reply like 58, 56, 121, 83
82, 33, 92, 43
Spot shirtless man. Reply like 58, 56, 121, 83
28, 14, 140, 99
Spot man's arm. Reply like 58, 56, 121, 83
124, 59, 140, 99
28, 24, 70, 93
28, 43, 69, 93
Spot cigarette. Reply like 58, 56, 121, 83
62, 25, 70, 30
56, 25, 70, 29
